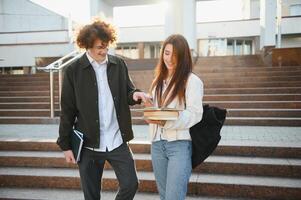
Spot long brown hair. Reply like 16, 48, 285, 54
150, 34, 193, 107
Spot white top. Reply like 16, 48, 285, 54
85, 52, 123, 152
150, 73, 204, 142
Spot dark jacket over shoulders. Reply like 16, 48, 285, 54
57, 53, 141, 151
190, 104, 227, 169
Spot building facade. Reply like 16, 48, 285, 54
0, 0, 300, 69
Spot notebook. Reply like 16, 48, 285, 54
71, 129, 84, 163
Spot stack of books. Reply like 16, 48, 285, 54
143, 107, 181, 120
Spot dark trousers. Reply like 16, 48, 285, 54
78, 143, 138, 200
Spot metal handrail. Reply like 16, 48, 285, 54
36, 50, 84, 118
37, 50, 81, 71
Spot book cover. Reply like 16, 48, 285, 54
143, 107, 181, 120
71, 129, 84, 163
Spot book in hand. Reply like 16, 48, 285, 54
143, 107, 181, 120
71, 129, 84, 163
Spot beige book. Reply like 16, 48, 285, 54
143, 107, 181, 120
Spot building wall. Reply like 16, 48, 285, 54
0, 0, 74, 67
1, 0, 301, 64
282, 35, 301, 47
250, 0, 301, 18
0, 0, 68, 32
118, 17, 301, 43
0, 43, 74, 67
0, 30, 70, 45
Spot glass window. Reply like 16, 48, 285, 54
244, 40, 252, 55
144, 43, 161, 59
227, 40, 234, 55
290, 4, 301, 16
235, 40, 243, 55
198, 39, 227, 57
115, 44, 139, 59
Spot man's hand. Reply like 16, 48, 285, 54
63, 150, 76, 164
133, 92, 153, 104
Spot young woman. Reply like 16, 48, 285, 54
145, 34, 204, 200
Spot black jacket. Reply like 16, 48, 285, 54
190, 104, 227, 169
57, 53, 141, 151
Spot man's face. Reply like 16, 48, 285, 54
88, 39, 108, 62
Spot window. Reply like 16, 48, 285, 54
226, 39, 253, 56
290, 4, 301, 16
198, 39, 227, 57
115, 44, 139, 59
144, 43, 161, 59
227, 40, 234, 55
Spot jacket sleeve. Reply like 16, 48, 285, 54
57, 66, 77, 151
163, 75, 204, 130
122, 59, 142, 105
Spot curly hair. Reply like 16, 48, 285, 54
76, 18, 117, 49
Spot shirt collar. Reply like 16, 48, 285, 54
86, 52, 108, 65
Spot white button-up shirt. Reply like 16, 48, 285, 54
85, 52, 123, 152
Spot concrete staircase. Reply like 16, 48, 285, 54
0, 140, 300, 199
0, 73, 60, 124
1, 56, 301, 126
1, 55, 300, 199
129, 64, 301, 126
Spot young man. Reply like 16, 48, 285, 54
57, 19, 150, 200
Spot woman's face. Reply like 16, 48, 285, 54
163, 44, 177, 73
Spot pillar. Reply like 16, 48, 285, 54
260, 0, 277, 49
164, 0, 196, 51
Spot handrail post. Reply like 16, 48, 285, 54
58, 69, 63, 108
36, 50, 82, 118
50, 69, 54, 118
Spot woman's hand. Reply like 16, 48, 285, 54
145, 119, 166, 126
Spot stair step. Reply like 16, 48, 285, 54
201, 87, 301, 94
1, 94, 301, 102
201, 75, 301, 82
4, 113, 300, 126
0, 103, 60, 109
0, 97, 59, 103
225, 117, 301, 126
0, 109, 60, 117
0, 187, 247, 200
197, 70, 301, 77
1, 141, 300, 158
0, 117, 59, 124
132, 117, 301, 126
203, 94, 301, 101
130, 68, 301, 76
131, 108, 301, 118
0, 86, 59, 91
0, 81, 59, 86
195, 67, 301, 73
132, 101, 301, 109
203, 101, 301, 108
0, 151, 300, 178
132, 76, 301, 84
204, 81, 301, 88
0, 91, 59, 97
0, 167, 300, 199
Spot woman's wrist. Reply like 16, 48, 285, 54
160, 120, 166, 126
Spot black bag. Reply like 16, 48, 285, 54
190, 104, 227, 169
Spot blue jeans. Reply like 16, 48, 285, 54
151, 140, 192, 200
